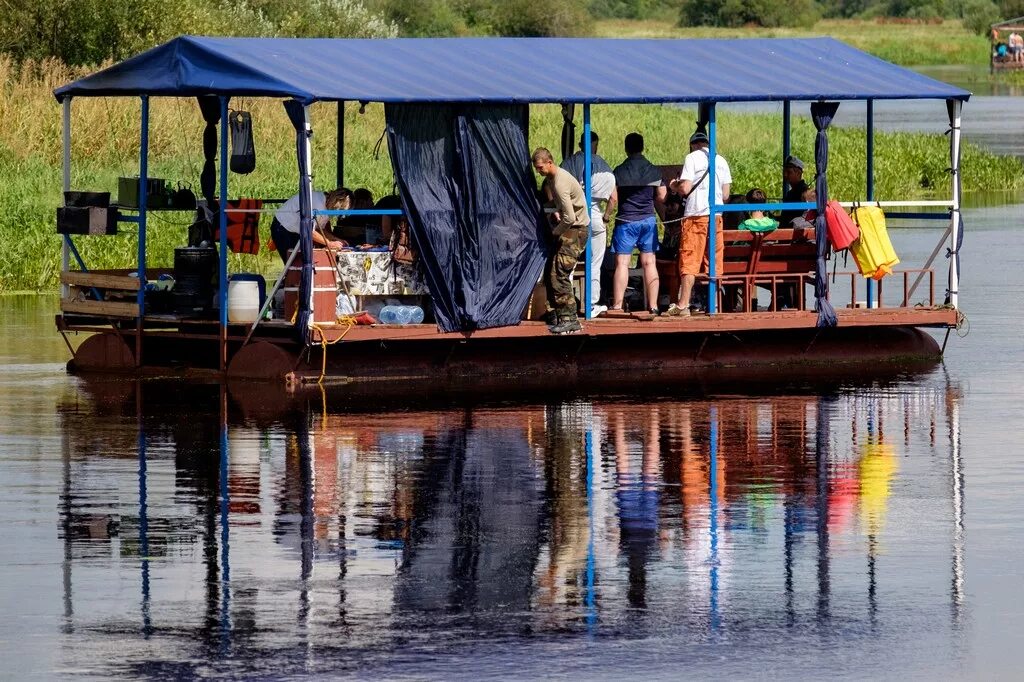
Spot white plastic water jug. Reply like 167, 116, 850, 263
227, 279, 261, 323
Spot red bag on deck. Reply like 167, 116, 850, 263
824, 200, 859, 251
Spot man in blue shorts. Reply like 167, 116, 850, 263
610, 133, 666, 314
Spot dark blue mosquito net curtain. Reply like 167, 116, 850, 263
386, 104, 547, 333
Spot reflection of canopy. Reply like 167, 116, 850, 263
55, 36, 970, 104
858, 442, 898, 536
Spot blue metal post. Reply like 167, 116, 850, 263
583, 104, 593, 320
866, 100, 876, 309
219, 97, 229, 369
337, 101, 345, 188
782, 100, 792, 196
136, 97, 149, 367
138, 97, 149, 305
707, 103, 718, 314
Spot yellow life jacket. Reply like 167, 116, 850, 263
849, 206, 899, 280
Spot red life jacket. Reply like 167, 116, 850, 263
215, 198, 262, 254
824, 200, 859, 251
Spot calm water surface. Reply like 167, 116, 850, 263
2, 92, 1024, 677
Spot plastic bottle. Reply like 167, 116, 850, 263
406, 305, 425, 324
395, 305, 413, 325
379, 305, 401, 324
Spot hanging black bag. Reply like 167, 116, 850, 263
229, 110, 256, 174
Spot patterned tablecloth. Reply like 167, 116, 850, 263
333, 250, 428, 296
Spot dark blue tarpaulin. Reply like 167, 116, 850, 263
386, 104, 546, 333
54, 36, 970, 104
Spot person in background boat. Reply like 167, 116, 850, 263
270, 187, 351, 264
610, 132, 665, 316
1011, 32, 1024, 63
336, 187, 374, 245
739, 188, 779, 232
533, 147, 590, 335
561, 130, 618, 316
666, 130, 731, 317
779, 155, 809, 227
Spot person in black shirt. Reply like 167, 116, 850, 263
780, 155, 809, 227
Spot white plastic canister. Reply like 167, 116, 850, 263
227, 279, 261, 323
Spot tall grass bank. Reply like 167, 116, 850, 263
2, 57, 1022, 292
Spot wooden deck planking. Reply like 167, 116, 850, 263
311, 307, 957, 344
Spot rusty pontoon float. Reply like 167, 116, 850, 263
52, 37, 968, 389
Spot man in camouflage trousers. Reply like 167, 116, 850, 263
532, 147, 590, 335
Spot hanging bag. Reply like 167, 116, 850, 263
389, 217, 417, 266
824, 200, 859, 251
229, 110, 256, 175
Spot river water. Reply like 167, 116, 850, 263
2, 86, 1023, 679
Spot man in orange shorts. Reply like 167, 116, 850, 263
666, 131, 731, 316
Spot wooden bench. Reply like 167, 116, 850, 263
656, 227, 817, 312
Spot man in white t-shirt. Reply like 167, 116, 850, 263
270, 188, 352, 264
666, 131, 731, 317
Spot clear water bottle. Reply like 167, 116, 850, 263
395, 305, 413, 325
379, 305, 401, 324
406, 305, 425, 324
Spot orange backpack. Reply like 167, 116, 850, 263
824, 200, 859, 251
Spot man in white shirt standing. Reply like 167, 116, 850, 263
561, 131, 618, 316
666, 131, 731, 317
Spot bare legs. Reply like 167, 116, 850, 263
638, 252, 659, 310
677, 273, 696, 311
612, 253, 631, 309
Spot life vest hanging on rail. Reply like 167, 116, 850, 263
850, 205, 899, 280
216, 198, 262, 254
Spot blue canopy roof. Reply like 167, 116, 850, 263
54, 36, 970, 105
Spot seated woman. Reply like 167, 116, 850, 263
335, 187, 375, 245
738, 188, 778, 232
270, 187, 351, 264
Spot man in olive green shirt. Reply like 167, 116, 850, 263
532, 147, 589, 335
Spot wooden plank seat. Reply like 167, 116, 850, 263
656, 227, 816, 313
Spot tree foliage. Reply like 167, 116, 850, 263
680, 0, 821, 27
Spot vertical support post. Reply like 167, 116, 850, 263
866, 99, 876, 308
583, 103, 593, 320
337, 101, 345, 188
61, 98, 72, 298
137, 96, 150, 367
301, 105, 315, 324
949, 100, 962, 310
782, 100, 791, 196
219, 96, 230, 370
707, 103, 718, 314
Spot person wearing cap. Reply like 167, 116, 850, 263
780, 155, 809, 227
666, 130, 732, 317
610, 132, 665, 316
561, 131, 618, 316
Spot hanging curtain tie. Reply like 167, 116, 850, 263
373, 128, 387, 160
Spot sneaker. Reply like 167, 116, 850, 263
665, 303, 691, 317
591, 304, 608, 317
648, 308, 660, 317
541, 309, 558, 326
549, 316, 582, 335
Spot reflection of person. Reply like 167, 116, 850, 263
667, 131, 731, 317
612, 407, 661, 608
533, 147, 590, 335
611, 133, 665, 315
270, 188, 352, 264
561, 131, 618, 315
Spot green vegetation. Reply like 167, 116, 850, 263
2, 58, 1021, 292
595, 17, 992, 65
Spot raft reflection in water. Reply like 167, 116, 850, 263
55, 379, 965, 675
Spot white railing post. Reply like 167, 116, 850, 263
949, 100, 962, 309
